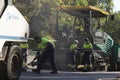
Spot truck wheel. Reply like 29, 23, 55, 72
7, 46, 22, 80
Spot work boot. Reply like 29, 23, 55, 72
32, 69, 40, 73
50, 70, 58, 74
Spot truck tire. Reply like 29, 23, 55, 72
0, 45, 22, 80
7, 45, 22, 80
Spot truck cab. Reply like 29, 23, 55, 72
0, 0, 29, 80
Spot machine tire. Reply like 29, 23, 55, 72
7, 45, 22, 80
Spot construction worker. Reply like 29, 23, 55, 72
70, 40, 79, 52
32, 36, 57, 74
69, 40, 79, 68
82, 38, 93, 71
19, 42, 28, 71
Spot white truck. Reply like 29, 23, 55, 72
0, 0, 29, 80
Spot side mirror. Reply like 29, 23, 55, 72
110, 15, 114, 21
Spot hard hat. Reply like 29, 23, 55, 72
74, 40, 79, 43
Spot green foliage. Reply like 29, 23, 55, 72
13, 0, 114, 35
106, 12, 120, 43
13, 0, 116, 43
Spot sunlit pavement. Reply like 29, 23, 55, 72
20, 70, 120, 80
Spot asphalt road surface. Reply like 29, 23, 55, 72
20, 52, 120, 80
20, 70, 120, 80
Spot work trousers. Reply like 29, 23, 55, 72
37, 43, 57, 72
69, 51, 76, 65
81, 51, 91, 65
21, 48, 27, 63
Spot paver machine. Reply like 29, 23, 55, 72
57, 5, 119, 71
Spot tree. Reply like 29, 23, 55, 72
106, 12, 120, 43
13, 0, 114, 37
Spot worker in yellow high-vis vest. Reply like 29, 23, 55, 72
82, 38, 93, 71
69, 40, 79, 68
32, 36, 57, 74
19, 43, 28, 66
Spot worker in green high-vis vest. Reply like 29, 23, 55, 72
19, 42, 29, 71
32, 36, 57, 74
82, 38, 93, 71
19, 43, 28, 64
69, 40, 79, 68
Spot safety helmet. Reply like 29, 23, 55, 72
74, 40, 79, 44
